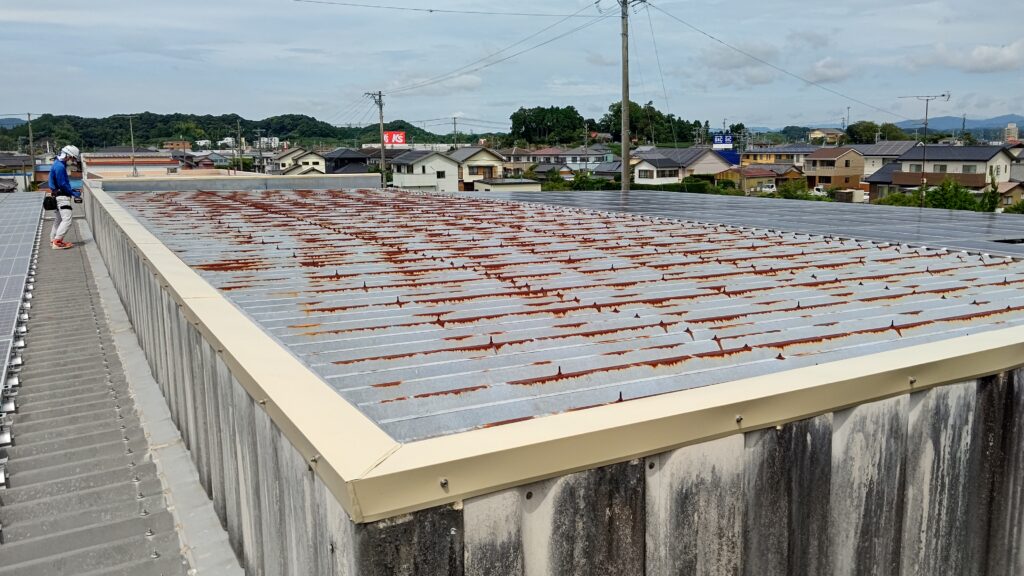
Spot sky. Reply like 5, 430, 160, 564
2, 0, 1022, 132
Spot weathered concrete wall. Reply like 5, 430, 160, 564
89, 191, 1024, 575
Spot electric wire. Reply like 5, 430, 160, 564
293, 0, 605, 18
628, 14, 657, 145
647, 2, 910, 121
645, 5, 678, 147
385, 6, 613, 95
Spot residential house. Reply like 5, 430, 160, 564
532, 163, 574, 181
362, 147, 409, 170
803, 147, 865, 189
865, 163, 902, 202
561, 144, 618, 172
475, 178, 542, 192
716, 166, 778, 194
448, 146, 506, 191
497, 146, 535, 177
271, 148, 327, 175
0, 152, 32, 171
170, 150, 216, 169
80, 151, 180, 179
529, 147, 565, 165
633, 148, 732, 186
592, 161, 623, 181
757, 163, 805, 184
892, 146, 1014, 190
807, 128, 846, 145
193, 151, 231, 167
849, 141, 920, 177
999, 181, 1024, 209
324, 147, 369, 174
590, 131, 613, 143
282, 150, 327, 175
740, 144, 820, 167
391, 150, 459, 192
162, 140, 190, 151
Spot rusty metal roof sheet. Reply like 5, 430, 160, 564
112, 189, 1024, 441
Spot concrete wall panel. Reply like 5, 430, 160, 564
464, 490, 524, 576
829, 395, 908, 576
646, 435, 744, 576
354, 507, 464, 576
743, 414, 832, 576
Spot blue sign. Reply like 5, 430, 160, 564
713, 134, 733, 145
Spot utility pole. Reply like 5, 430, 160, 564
254, 128, 265, 173
114, 114, 139, 177
27, 113, 34, 170
235, 119, 242, 174
452, 117, 458, 149
899, 92, 951, 206
961, 114, 967, 145
366, 91, 386, 186
619, 0, 638, 191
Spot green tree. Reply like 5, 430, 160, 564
879, 123, 909, 141
780, 126, 810, 142
1004, 200, 1024, 214
978, 168, 1000, 212
926, 179, 979, 210
846, 121, 879, 144
728, 122, 746, 135
510, 106, 584, 145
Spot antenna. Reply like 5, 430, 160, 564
898, 92, 951, 206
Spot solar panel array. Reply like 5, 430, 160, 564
470, 189, 1024, 257
0, 193, 42, 390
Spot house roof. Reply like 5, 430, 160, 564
756, 163, 803, 175
811, 128, 846, 135
390, 149, 437, 166
361, 147, 409, 160
593, 161, 622, 173
865, 162, 902, 184
447, 146, 506, 163
561, 144, 613, 155
273, 147, 305, 161
531, 147, 565, 156
742, 144, 820, 155
848, 141, 919, 157
807, 147, 862, 160
740, 167, 778, 178
898, 145, 1012, 162
533, 163, 572, 173
636, 147, 723, 168
324, 147, 369, 160
477, 178, 539, 185
998, 181, 1024, 195
496, 147, 533, 158
331, 163, 371, 174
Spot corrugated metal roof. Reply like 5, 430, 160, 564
0, 193, 40, 391
111, 189, 1024, 442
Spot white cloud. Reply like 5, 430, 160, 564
805, 57, 853, 83
914, 40, 1024, 73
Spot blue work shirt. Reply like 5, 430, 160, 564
48, 157, 79, 197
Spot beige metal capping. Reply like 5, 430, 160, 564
87, 182, 1024, 523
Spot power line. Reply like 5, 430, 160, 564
292, 0, 606, 18
385, 4, 612, 95
645, 5, 678, 147
646, 2, 910, 121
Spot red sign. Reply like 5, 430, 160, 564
383, 131, 407, 145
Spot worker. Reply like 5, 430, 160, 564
48, 145, 81, 250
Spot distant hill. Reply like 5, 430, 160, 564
895, 114, 1024, 131
0, 118, 25, 129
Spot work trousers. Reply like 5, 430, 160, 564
51, 196, 73, 241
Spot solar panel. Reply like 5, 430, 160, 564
0, 193, 41, 389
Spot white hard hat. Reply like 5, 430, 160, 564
60, 145, 80, 159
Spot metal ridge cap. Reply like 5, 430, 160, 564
351, 323, 1024, 522
87, 184, 399, 523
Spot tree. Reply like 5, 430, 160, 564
728, 123, 746, 135
509, 106, 584, 145
978, 168, 1000, 212
780, 126, 810, 142
1004, 200, 1024, 214
846, 121, 879, 144
879, 123, 909, 141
